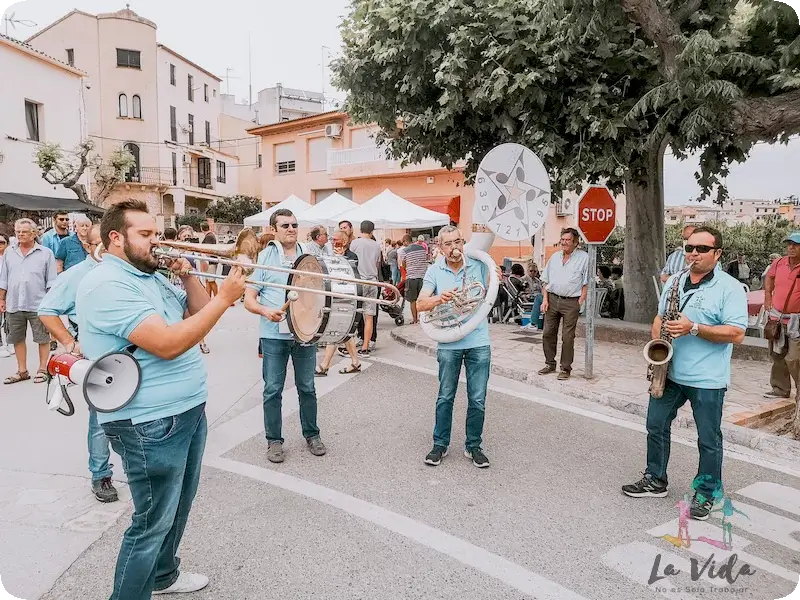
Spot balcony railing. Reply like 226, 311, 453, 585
124, 167, 173, 186
186, 167, 214, 190
327, 146, 389, 174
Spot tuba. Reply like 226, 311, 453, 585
644, 266, 688, 398
420, 144, 552, 343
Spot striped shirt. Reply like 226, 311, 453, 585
402, 243, 428, 279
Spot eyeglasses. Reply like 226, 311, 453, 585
685, 244, 718, 254
57, 217, 69, 221
0, 240, 7, 245
441, 239, 464, 248
279, 223, 298, 229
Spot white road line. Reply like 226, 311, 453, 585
712, 501, 800, 552
602, 542, 701, 600
736, 482, 800, 517
370, 356, 800, 479
647, 519, 799, 583
206, 456, 590, 600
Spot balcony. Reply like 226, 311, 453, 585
121, 167, 173, 188
327, 146, 464, 180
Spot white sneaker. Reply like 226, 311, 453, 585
0, 347, 10, 358
153, 573, 209, 595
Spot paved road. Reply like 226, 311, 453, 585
2, 306, 799, 600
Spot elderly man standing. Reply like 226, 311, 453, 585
539, 227, 589, 380
55, 215, 92, 272
0, 218, 57, 384
763, 232, 800, 400
305, 225, 331, 256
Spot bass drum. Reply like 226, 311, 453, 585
286, 254, 362, 345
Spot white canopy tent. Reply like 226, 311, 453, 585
334, 189, 451, 229
243, 194, 312, 227
295, 193, 359, 227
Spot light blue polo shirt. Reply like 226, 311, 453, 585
41, 229, 69, 256
54, 233, 88, 271
247, 241, 304, 340
658, 270, 748, 389
421, 256, 490, 350
75, 254, 207, 425
38, 255, 98, 320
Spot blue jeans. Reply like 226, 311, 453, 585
88, 409, 113, 482
260, 338, 320, 443
102, 403, 207, 600
433, 346, 491, 450
645, 379, 725, 501
390, 264, 400, 285
530, 293, 544, 328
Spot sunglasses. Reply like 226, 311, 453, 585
684, 244, 718, 254
278, 223, 298, 229
0, 240, 7, 245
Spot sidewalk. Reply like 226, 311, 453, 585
391, 323, 800, 458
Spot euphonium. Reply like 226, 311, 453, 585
644, 266, 688, 398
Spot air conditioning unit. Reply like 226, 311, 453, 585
556, 197, 574, 216
325, 123, 342, 138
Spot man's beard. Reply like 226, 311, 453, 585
123, 239, 158, 274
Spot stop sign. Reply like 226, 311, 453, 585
577, 186, 616, 244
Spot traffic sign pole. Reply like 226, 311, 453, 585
576, 185, 617, 382
585, 244, 597, 379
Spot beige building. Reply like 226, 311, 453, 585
665, 199, 800, 227
220, 84, 326, 125
27, 7, 254, 230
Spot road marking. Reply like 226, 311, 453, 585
370, 356, 800, 479
647, 519, 799, 583
206, 456, 590, 600
712, 501, 800, 552
602, 541, 701, 600
736, 482, 800, 517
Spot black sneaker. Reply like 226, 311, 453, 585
424, 446, 448, 466
621, 473, 668, 498
357, 348, 371, 357
92, 477, 119, 503
690, 494, 713, 521
464, 448, 490, 468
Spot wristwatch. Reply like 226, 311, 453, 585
690, 322, 700, 336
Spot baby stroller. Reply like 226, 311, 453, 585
381, 279, 406, 325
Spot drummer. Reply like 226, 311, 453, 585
243, 209, 326, 464
315, 229, 361, 376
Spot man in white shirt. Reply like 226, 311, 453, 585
349, 220, 382, 356
305, 225, 331, 257
539, 228, 589, 380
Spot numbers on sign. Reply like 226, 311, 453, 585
481, 205, 489, 212
537, 210, 544, 217
477, 176, 485, 184
506, 226, 511, 234
495, 223, 501, 232
516, 228, 521, 236
531, 222, 539, 230
480, 190, 487, 197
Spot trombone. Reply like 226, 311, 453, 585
153, 230, 402, 307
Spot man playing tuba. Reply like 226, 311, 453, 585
622, 226, 748, 520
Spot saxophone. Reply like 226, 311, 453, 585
643, 267, 687, 398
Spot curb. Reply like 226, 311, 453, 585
390, 330, 800, 464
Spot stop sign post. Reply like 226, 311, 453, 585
577, 186, 617, 379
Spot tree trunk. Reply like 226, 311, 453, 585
68, 183, 90, 205
623, 145, 666, 324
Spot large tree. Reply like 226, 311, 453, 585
332, 0, 799, 322
206, 195, 263, 224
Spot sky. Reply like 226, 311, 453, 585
3, 0, 798, 206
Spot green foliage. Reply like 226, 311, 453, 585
205, 195, 262, 224
34, 143, 62, 174
176, 214, 207, 230
332, 0, 799, 201
598, 226, 626, 265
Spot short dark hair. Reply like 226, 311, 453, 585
54, 210, 69, 219
200, 221, 210, 232
402, 234, 412, 244
163, 227, 177, 240
561, 227, 580, 242
691, 225, 723, 249
360, 220, 375, 234
338, 220, 353, 229
100, 199, 149, 248
598, 265, 611, 278
270, 208, 294, 229
511, 264, 525, 276
611, 266, 623, 277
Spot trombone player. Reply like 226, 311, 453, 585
622, 226, 747, 521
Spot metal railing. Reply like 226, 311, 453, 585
124, 167, 173, 186
326, 146, 389, 173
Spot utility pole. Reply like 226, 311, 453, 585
321, 45, 330, 112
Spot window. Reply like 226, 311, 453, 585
188, 75, 194, 101
307, 136, 332, 172
197, 158, 211, 188
118, 93, 128, 117
169, 106, 177, 142
24, 100, 40, 141
66, 49, 74, 66
171, 152, 177, 185
170, 63, 176, 85
123, 143, 140, 182
204, 84, 209, 102
216, 160, 226, 183
116, 48, 141, 69
132, 95, 141, 119
205, 120, 211, 145
188, 114, 194, 145
275, 142, 296, 174
213, 88, 217, 98
257, 154, 262, 169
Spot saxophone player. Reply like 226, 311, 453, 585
622, 226, 748, 521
